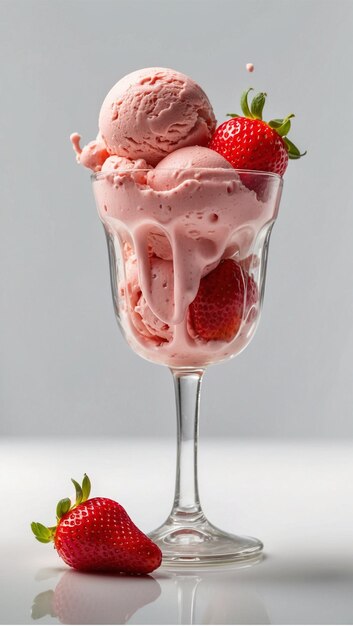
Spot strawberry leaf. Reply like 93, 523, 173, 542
82, 474, 91, 502
226, 113, 240, 118
33, 536, 52, 544
240, 88, 254, 118
276, 119, 291, 137
31, 522, 55, 543
271, 114, 295, 137
250, 92, 267, 120
56, 498, 71, 520
71, 478, 83, 506
284, 137, 307, 159
268, 118, 284, 129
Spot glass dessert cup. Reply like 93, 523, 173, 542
92, 167, 282, 566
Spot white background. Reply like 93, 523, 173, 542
1, 0, 353, 438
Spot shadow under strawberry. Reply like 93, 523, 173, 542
31, 569, 161, 625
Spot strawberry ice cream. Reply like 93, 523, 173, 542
93, 165, 281, 366
122, 253, 173, 343
147, 145, 233, 191
70, 133, 109, 172
102, 155, 152, 184
98, 68, 216, 166
71, 67, 283, 367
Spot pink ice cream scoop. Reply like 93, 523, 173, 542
98, 67, 216, 166
102, 155, 152, 184
147, 146, 233, 260
147, 145, 233, 191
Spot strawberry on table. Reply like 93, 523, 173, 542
209, 88, 305, 176
31, 475, 162, 574
189, 259, 258, 342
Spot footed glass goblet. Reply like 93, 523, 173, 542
92, 167, 282, 566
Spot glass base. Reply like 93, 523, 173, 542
148, 512, 263, 567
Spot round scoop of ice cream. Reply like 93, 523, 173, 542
98, 68, 216, 166
147, 146, 233, 191
146, 146, 234, 261
101, 155, 152, 184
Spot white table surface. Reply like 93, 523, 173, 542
1, 438, 352, 625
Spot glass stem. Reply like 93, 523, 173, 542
170, 368, 205, 522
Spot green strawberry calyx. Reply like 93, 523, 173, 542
227, 87, 306, 160
31, 474, 91, 543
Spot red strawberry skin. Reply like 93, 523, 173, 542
209, 117, 288, 176
54, 497, 162, 574
189, 259, 258, 342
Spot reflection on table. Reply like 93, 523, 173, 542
31, 559, 269, 625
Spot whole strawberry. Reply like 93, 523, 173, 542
189, 259, 258, 342
31, 475, 162, 574
209, 88, 305, 176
